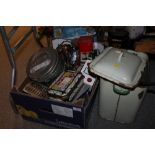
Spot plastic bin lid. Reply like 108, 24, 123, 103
89, 47, 148, 88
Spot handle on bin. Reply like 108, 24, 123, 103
113, 84, 130, 95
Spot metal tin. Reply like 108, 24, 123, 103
26, 47, 64, 83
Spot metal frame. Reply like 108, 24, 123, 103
0, 26, 41, 88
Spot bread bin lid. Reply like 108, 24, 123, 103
89, 47, 148, 88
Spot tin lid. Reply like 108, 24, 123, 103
90, 47, 148, 88
26, 48, 60, 82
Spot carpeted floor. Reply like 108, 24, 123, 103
0, 26, 155, 129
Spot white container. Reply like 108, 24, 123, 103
90, 47, 148, 123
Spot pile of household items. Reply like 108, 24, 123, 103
11, 26, 155, 128
22, 27, 103, 106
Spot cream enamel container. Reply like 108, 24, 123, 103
90, 47, 148, 123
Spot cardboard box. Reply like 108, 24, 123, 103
10, 78, 98, 128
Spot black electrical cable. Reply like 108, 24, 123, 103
139, 60, 155, 86
147, 89, 155, 94
142, 60, 155, 94
140, 82, 155, 86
